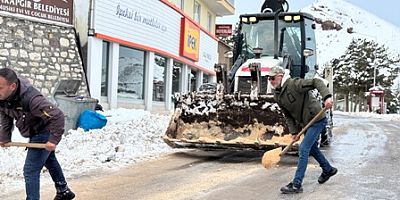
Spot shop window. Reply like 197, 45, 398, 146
194, 1, 201, 23
172, 61, 182, 94
101, 41, 110, 97
189, 70, 198, 92
153, 55, 166, 101
203, 74, 209, 84
118, 46, 145, 100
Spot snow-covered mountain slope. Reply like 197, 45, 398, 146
301, 0, 400, 66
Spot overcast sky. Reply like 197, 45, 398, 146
217, 0, 400, 28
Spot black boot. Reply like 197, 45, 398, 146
54, 187, 75, 200
318, 167, 338, 184
280, 182, 303, 194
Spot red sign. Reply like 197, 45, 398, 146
241, 66, 271, 72
0, 0, 74, 25
215, 24, 232, 37
370, 90, 384, 94
180, 18, 200, 61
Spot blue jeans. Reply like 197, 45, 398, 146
292, 117, 333, 187
24, 131, 68, 200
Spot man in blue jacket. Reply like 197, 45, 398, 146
0, 68, 75, 200
268, 66, 337, 194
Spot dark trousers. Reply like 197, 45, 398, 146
24, 132, 67, 200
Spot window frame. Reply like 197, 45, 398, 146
207, 11, 212, 31
172, 61, 183, 94
194, 1, 201, 23
101, 41, 110, 97
117, 45, 146, 100
153, 54, 167, 102
177, 0, 184, 10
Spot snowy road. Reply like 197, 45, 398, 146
5, 113, 400, 199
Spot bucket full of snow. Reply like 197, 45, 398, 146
77, 109, 107, 131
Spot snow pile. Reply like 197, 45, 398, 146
334, 111, 400, 121
58, 108, 173, 174
0, 108, 174, 194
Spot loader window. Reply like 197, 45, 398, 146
237, 76, 268, 94
278, 20, 302, 78
240, 18, 302, 62
304, 18, 317, 79
241, 20, 275, 59
280, 27, 301, 63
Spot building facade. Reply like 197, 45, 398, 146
85, 0, 235, 112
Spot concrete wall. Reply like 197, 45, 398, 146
0, 15, 88, 97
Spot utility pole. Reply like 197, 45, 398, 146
373, 65, 376, 87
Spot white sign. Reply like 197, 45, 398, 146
94, 0, 181, 56
196, 31, 217, 71
371, 96, 380, 107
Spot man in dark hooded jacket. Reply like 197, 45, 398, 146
0, 68, 75, 200
268, 66, 337, 194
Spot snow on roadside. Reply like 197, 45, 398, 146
0, 108, 174, 195
334, 111, 400, 121
58, 108, 174, 175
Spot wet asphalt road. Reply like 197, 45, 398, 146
6, 114, 400, 200
194, 114, 400, 200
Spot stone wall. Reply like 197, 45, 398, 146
0, 15, 89, 97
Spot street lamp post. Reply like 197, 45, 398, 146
373, 65, 376, 87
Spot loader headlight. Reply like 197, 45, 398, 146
293, 15, 301, 21
249, 17, 257, 23
241, 16, 258, 24
284, 16, 292, 21
284, 15, 301, 22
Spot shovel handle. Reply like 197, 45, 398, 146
280, 107, 328, 156
4, 142, 46, 149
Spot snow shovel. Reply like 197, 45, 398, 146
261, 107, 328, 169
3, 142, 46, 149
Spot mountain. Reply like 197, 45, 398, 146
301, 0, 400, 66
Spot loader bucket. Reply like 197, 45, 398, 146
163, 92, 293, 150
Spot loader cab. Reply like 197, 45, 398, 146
233, 12, 317, 93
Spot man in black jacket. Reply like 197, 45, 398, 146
0, 68, 75, 200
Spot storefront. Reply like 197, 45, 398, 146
86, 0, 218, 111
